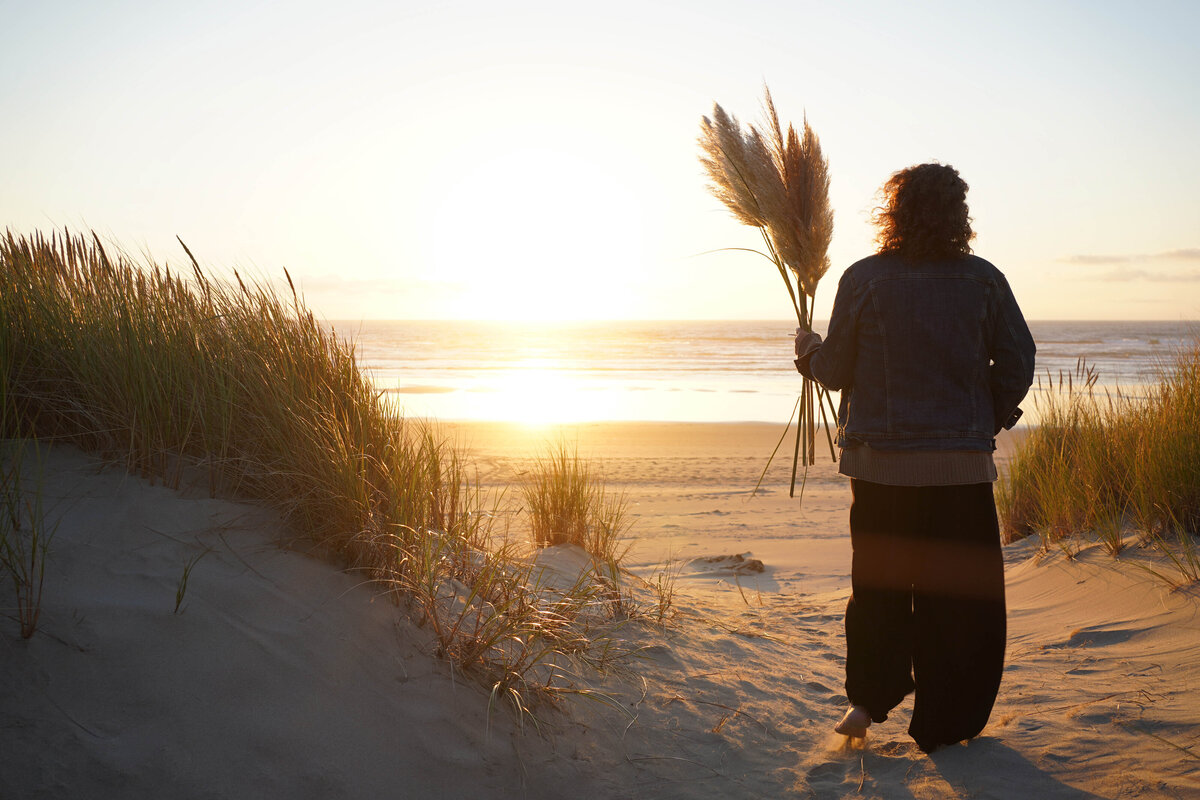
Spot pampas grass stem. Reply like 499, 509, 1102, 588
698, 85, 836, 496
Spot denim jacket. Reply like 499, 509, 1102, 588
799, 253, 1035, 452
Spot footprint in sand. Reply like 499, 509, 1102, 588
803, 755, 867, 799
1070, 708, 1121, 725
1046, 625, 1138, 649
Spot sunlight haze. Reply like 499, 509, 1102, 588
3, 0, 1198, 321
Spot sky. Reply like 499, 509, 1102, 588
3, 0, 1199, 322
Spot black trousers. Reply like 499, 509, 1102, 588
845, 479, 1006, 752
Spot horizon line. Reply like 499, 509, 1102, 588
321, 317, 1200, 324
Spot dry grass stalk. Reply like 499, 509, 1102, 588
0, 440, 57, 638
698, 85, 836, 487
698, 86, 832, 325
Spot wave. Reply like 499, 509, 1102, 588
385, 385, 457, 395
352, 320, 1195, 422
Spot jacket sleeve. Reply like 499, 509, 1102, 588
805, 268, 859, 391
989, 273, 1036, 434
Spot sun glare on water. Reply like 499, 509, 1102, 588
430, 147, 646, 322
384, 358, 645, 426
482, 361, 612, 425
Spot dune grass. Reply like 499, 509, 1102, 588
521, 441, 637, 622
523, 442, 633, 563
0, 439, 56, 638
0, 229, 640, 710
998, 341, 1200, 585
174, 549, 210, 615
0, 322, 56, 639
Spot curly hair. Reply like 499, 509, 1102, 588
873, 163, 974, 261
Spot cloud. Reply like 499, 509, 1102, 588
1157, 248, 1200, 261
1060, 247, 1200, 282
1060, 254, 1133, 265
1095, 267, 1200, 283
1061, 248, 1200, 265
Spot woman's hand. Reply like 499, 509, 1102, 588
795, 330, 822, 358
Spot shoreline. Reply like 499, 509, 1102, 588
443, 418, 1028, 481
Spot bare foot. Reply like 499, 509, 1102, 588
834, 705, 872, 738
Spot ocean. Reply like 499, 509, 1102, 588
329, 320, 1197, 424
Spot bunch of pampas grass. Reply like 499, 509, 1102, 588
698, 85, 837, 496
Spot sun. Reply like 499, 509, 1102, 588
430, 147, 646, 321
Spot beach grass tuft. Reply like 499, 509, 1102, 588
0, 439, 57, 638
0, 229, 639, 711
998, 339, 1200, 585
520, 441, 638, 625
522, 441, 632, 566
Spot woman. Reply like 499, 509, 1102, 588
794, 163, 1035, 752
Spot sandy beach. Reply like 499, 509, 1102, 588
3, 422, 1198, 798
7, 0, 1199, 794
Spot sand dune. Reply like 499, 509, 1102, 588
2, 425, 1198, 798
